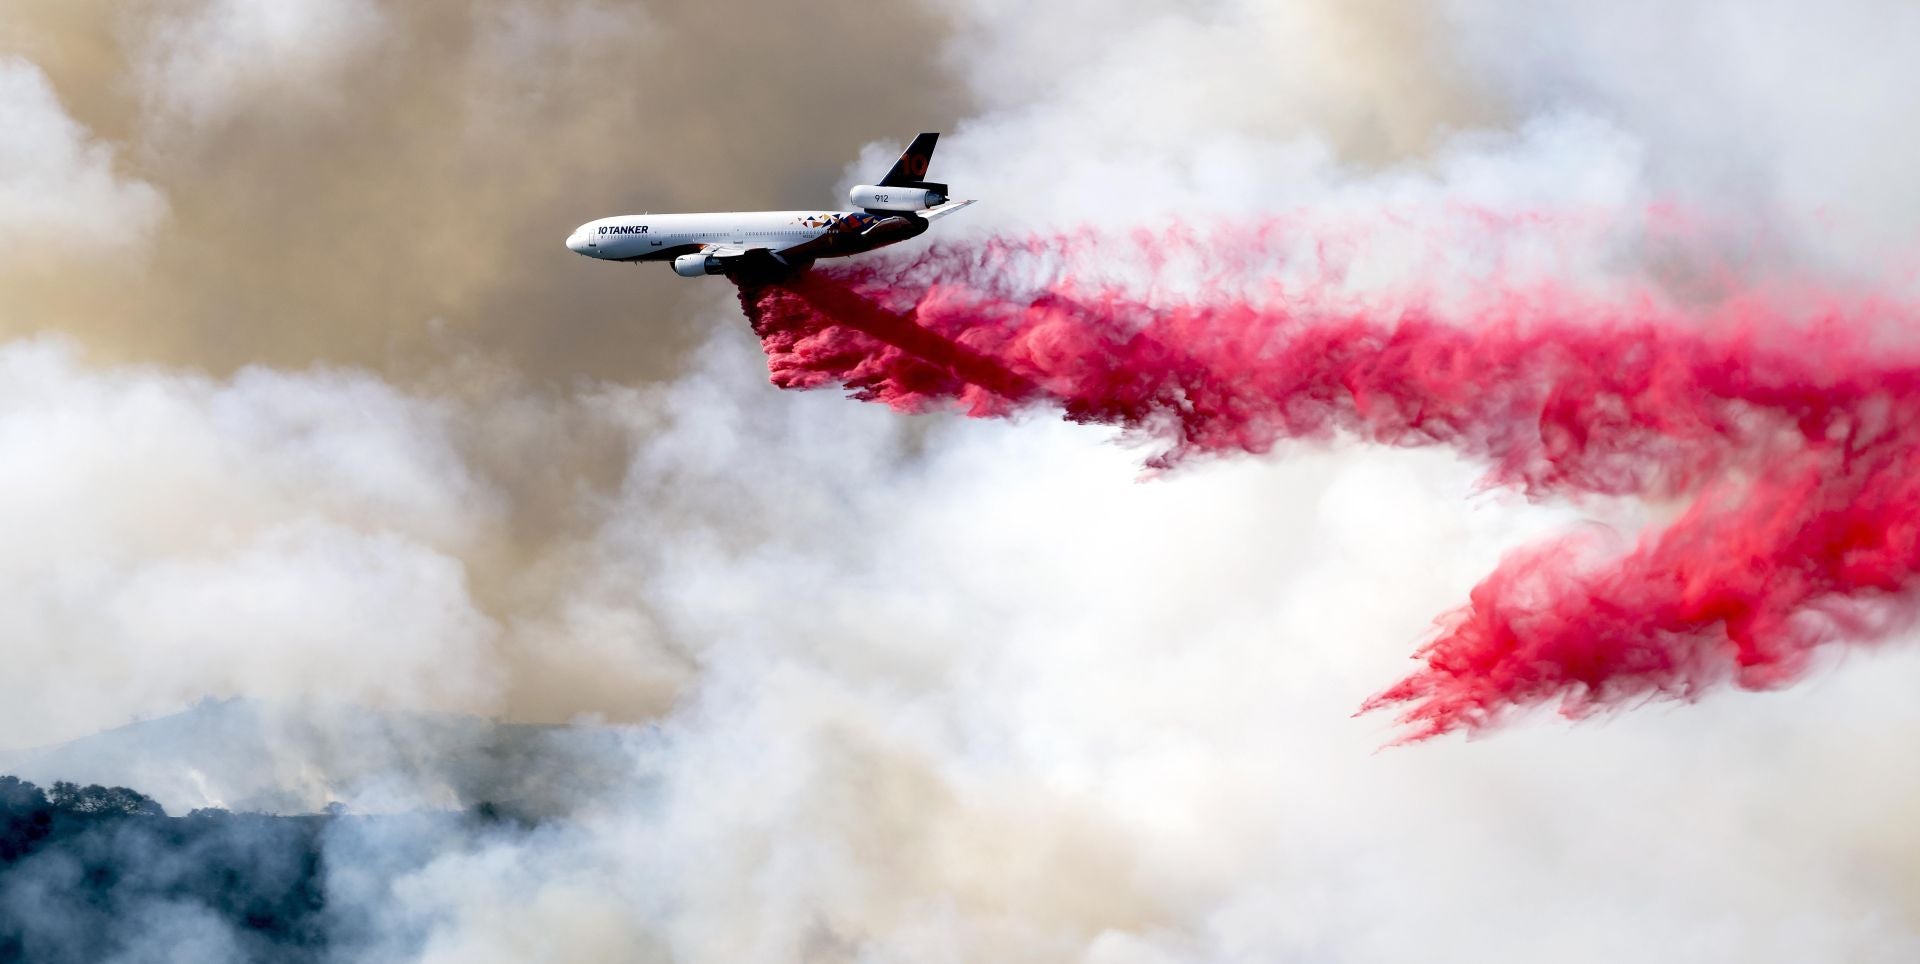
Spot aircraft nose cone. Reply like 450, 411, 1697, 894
566, 229, 589, 254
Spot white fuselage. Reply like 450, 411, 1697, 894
564, 211, 841, 261
563, 208, 930, 272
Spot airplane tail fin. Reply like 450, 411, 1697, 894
879, 132, 943, 192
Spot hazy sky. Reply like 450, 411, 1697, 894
6, 1, 1920, 961
1, 0, 969, 380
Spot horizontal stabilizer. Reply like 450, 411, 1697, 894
921, 198, 977, 221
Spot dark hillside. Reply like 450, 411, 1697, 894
0, 776, 484, 963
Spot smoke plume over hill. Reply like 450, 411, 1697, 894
7, 0, 1920, 960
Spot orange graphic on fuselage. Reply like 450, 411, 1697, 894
797, 213, 878, 233
833, 213, 876, 233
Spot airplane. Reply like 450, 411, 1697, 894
564, 132, 975, 280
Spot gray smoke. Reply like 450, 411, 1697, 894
5, 0, 1920, 961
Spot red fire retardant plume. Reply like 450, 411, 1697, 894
736, 250, 1920, 741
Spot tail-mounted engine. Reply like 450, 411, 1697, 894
849, 183, 948, 213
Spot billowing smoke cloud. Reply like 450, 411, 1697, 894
7, 0, 1920, 960
0, 58, 164, 255
1, 337, 570, 747
1440, 0, 1920, 270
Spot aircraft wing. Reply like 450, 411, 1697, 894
703, 243, 808, 273
705, 243, 782, 262
921, 198, 977, 222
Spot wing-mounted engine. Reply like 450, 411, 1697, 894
849, 184, 948, 213
673, 252, 724, 277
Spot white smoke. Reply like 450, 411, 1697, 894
6, 0, 1920, 960
0, 59, 165, 257
1438, 0, 1920, 273
0, 338, 499, 748
136, 0, 387, 135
